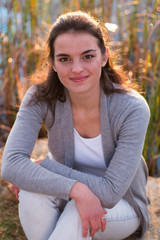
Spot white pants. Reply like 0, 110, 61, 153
18, 190, 140, 240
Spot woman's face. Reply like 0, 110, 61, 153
52, 32, 107, 95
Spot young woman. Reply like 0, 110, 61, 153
1, 11, 150, 240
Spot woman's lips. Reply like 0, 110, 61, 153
70, 76, 88, 82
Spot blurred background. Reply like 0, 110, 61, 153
0, 0, 160, 177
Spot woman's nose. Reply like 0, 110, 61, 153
71, 60, 84, 73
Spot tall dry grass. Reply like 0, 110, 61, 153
0, 0, 159, 175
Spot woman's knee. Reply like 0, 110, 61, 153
18, 190, 60, 222
18, 190, 62, 240
93, 199, 140, 240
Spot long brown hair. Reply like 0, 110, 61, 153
27, 11, 137, 110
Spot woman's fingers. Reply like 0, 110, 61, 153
82, 220, 89, 237
101, 217, 107, 232
89, 212, 107, 236
83, 218, 101, 237
9, 184, 19, 199
89, 218, 101, 237
33, 158, 43, 165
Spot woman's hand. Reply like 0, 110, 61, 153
69, 182, 106, 237
33, 159, 43, 165
9, 184, 19, 199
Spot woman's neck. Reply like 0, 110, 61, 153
69, 88, 101, 138
68, 88, 100, 111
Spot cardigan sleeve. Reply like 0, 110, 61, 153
41, 98, 150, 207
1, 86, 77, 200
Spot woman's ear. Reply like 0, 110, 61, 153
102, 52, 108, 67
52, 64, 57, 72
50, 57, 57, 72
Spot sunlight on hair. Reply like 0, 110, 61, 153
105, 23, 118, 32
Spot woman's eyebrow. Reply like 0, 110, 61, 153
82, 49, 96, 54
55, 49, 96, 57
55, 53, 69, 57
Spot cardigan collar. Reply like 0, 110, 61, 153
60, 89, 114, 168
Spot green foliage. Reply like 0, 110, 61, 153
0, 0, 160, 175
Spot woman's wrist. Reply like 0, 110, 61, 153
69, 182, 87, 200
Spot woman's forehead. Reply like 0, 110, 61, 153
54, 32, 100, 54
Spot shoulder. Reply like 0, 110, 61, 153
21, 85, 37, 106
102, 89, 150, 142
19, 85, 49, 122
104, 89, 150, 130
107, 88, 150, 115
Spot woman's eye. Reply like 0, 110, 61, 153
84, 55, 94, 60
59, 57, 70, 62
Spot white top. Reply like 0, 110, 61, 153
74, 128, 106, 176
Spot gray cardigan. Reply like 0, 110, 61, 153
1, 86, 150, 236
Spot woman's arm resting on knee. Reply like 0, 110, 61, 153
1, 87, 77, 200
